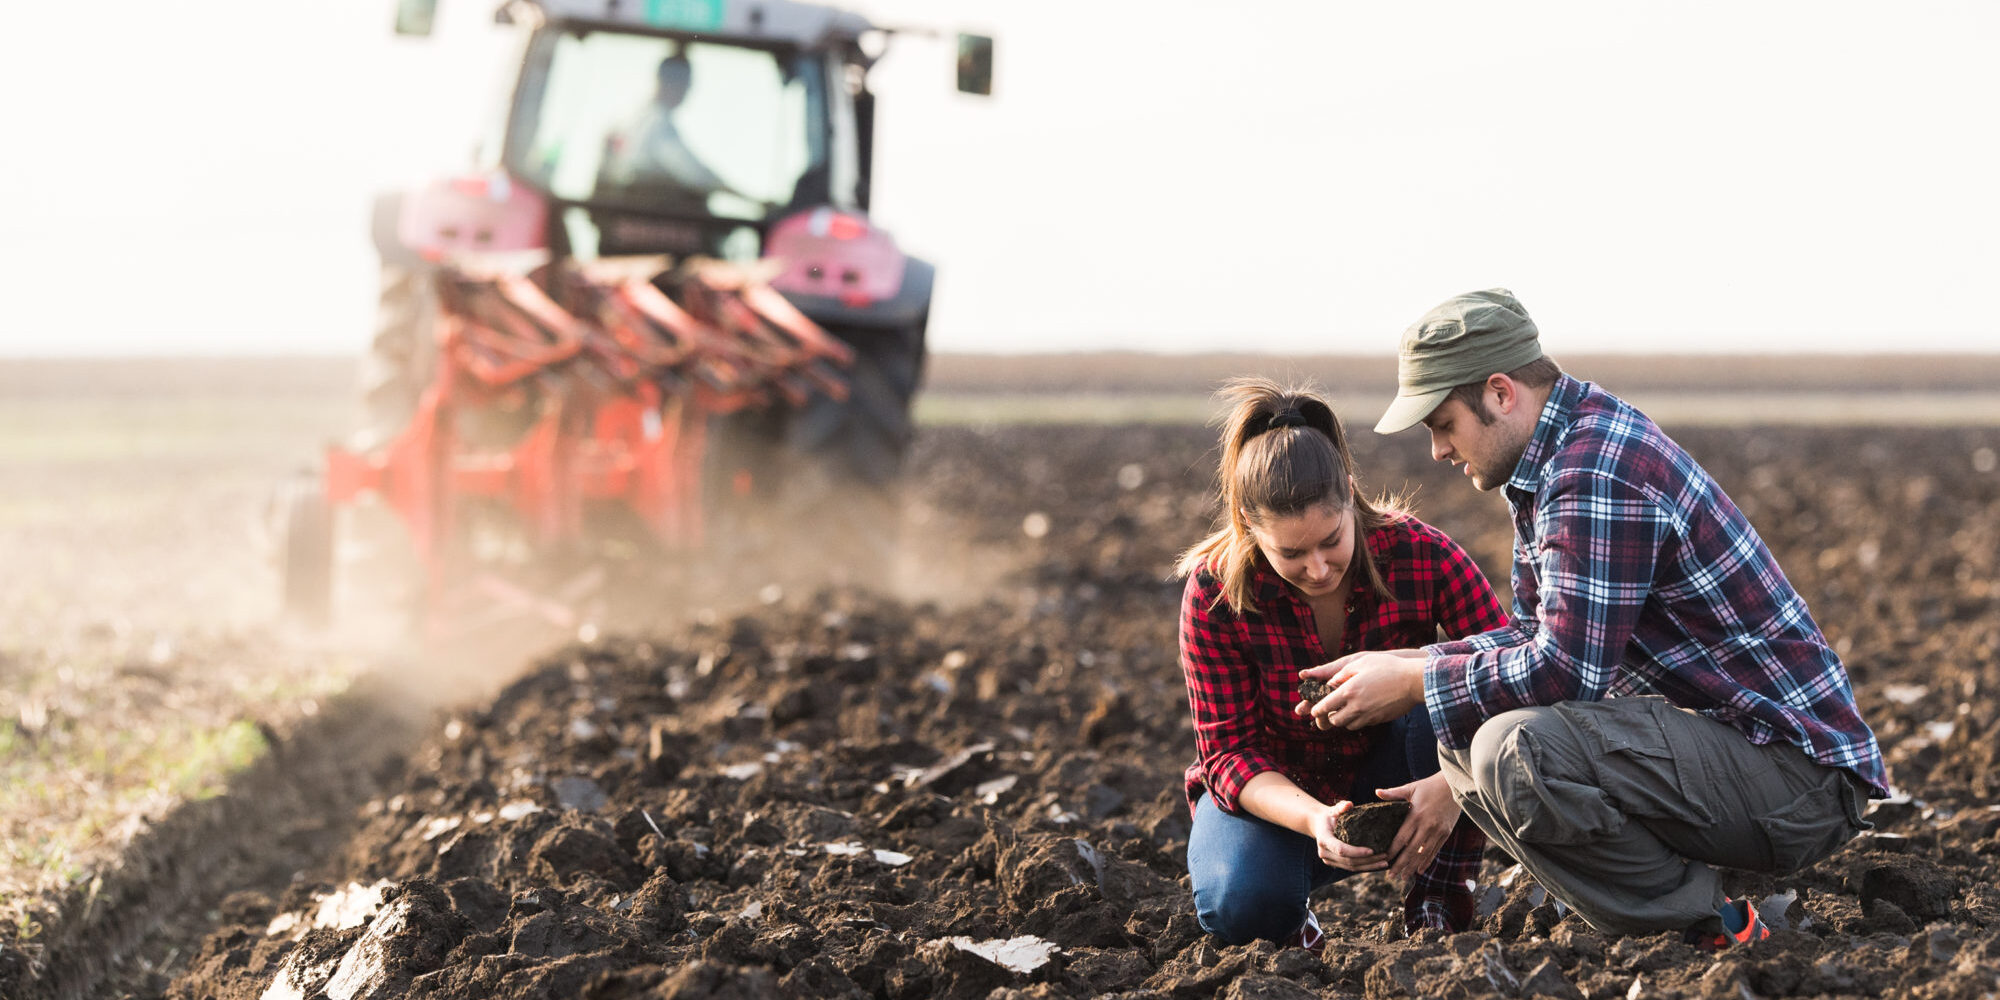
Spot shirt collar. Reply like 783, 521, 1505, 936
1247, 557, 1295, 607
1505, 374, 1585, 497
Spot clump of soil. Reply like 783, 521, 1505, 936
1333, 802, 1409, 855
1298, 675, 1333, 710
159, 423, 2000, 1000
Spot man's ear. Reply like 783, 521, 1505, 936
1487, 373, 1518, 416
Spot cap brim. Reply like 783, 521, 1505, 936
1373, 387, 1452, 435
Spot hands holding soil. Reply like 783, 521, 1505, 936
1296, 648, 1427, 731
1311, 774, 1461, 881
1310, 800, 1383, 872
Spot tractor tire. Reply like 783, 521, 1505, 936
787, 319, 926, 488
805, 351, 910, 487
786, 320, 925, 576
698, 319, 924, 586
356, 261, 439, 448
280, 474, 334, 627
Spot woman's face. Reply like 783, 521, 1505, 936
1248, 503, 1357, 599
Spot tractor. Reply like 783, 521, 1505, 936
280, 0, 994, 636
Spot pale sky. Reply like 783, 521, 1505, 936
2, 1, 1995, 357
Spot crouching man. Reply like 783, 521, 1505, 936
1302, 289, 1885, 942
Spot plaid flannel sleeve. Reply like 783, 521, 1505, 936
1425, 471, 1669, 749
1179, 575, 1282, 813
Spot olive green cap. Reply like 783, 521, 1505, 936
1374, 288, 1545, 434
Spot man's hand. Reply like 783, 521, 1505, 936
1379, 774, 1461, 882
1309, 800, 1388, 873
1299, 650, 1427, 730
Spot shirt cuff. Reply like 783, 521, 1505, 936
1423, 646, 1478, 751
1203, 754, 1280, 814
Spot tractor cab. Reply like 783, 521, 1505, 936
500, 3, 874, 263
392, 0, 989, 266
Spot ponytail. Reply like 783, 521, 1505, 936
1175, 377, 1402, 615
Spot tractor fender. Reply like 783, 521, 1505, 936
375, 174, 550, 267
783, 256, 933, 333
767, 208, 933, 331
777, 255, 930, 484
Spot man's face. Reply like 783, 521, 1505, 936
1421, 395, 1526, 492
656, 60, 692, 108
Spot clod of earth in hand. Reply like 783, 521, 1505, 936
1299, 675, 1335, 707
1332, 800, 1410, 855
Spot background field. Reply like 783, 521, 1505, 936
0, 352, 1996, 993
920, 352, 2000, 426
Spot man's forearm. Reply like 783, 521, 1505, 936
1425, 635, 1590, 748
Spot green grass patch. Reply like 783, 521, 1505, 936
0, 718, 270, 888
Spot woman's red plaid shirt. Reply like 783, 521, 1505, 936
1179, 514, 1507, 930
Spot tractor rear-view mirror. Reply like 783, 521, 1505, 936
956, 33, 994, 96
395, 0, 439, 36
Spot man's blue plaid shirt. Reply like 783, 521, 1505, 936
1423, 375, 1889, 796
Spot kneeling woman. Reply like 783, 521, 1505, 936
1177, 379, 1506, 945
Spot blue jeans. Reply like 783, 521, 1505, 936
1187, 705, 1442, 944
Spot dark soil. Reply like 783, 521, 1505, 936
1298, 675, 1333, 710
1333, 803, 1410, 857
157, 422, 2000, 1000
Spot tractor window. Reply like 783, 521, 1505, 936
512, 32, 824, 222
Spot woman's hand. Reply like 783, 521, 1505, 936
1379, 773, 1462, 882
1310, 800, 1388, 873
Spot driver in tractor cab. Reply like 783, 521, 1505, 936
600, 52, 739, 209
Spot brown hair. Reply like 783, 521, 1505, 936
1443, 356, 1564, 425
1176, 377, 1402, 615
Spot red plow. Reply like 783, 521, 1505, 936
283, 259, 855, 638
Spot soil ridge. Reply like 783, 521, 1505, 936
2, 679, 422, 1000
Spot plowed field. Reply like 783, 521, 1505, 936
145, 419, 2000, 1000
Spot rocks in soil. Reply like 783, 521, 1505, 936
322, 879, 470, 1000
1857, 854, 1957, 922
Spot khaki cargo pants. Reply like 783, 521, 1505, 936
1438, 696, 1870, 936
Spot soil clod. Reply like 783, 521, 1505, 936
1332, 801, 1409, 854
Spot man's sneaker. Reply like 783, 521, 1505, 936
1284, 908, 1325, 953
1687, 896, 1770, 951
1719, 896, 1770, 944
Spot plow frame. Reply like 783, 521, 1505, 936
306, 261, 853, 638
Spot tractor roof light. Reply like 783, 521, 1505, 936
809, 208, 868, 241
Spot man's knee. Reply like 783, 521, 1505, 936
1465, 707, 1569, 798
1462, 707, 1616, 844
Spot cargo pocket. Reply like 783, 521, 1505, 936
1503, 725, 1623, 846
1757, 768, 1864, 872
1559, 698, 1716, 829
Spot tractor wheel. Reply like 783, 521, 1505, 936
786, 321, 926, 576
356, 261, 439, 448
804, 349, 914, 487
790, 318, 926, 488
279, 474, 334, 626
698, 319, 924, 587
